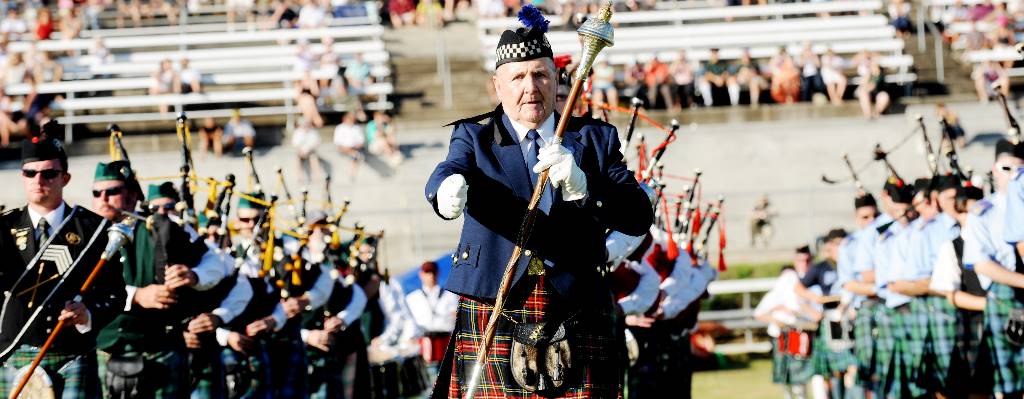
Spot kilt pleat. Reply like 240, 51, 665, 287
853, 301, 877, 386
923, 296, 957, 391
984, 283, 1024, 395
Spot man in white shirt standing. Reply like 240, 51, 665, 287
405, 261, 458, 369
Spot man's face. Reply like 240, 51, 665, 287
824, 237, 842, 262
91, 180, 133, 220
854, 206, 876, 229
148, 197, 176, 216
709, 51, 719, 63
993, 154, 1023, 192
794, 252, 811, 272
937, 188, 957, 218
22, 159, 68, 207
492, 58, 556, 128
912, 192, 938, 221
235, 207, 262, 237
420, 270, 437, 288
357, 242, 375, 263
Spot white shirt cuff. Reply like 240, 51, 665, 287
124, 285, 138, 312
211, 308, 233, 325
74, 308, 92, 334
216, 328, 231, 347
300, 328, 310, 343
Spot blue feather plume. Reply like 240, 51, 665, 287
517, 5, 549, 33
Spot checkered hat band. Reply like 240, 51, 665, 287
496, 39, 549, 64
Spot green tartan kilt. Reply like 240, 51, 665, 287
923, 296, 957, 390
874, 302, 929, 399
97, 348, 189, 399
0, 345, 99, 399
812, 317, 856, 376
984, 282, 1024, 395
853, 301, 877, 385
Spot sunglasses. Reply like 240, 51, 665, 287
21, 168, 63, 180
148, 203, 176, 213
997, 163, 1015, 173
91, 186, 125, 198
238, 217, 256, 224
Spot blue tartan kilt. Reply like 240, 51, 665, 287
875, 302, 929, 399
266, 323, 309, 399
853, 301, 877, 386
0, 345, 99, 399
221, 344, 273, 399
985, 282, 1024, 395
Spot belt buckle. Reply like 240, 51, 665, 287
527, 256, 545, 276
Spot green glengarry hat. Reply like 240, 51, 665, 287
238, 192, 266, 210
147, 182, 180, 202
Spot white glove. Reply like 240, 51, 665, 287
533, 144, 587, 201
437, 174, 468, 219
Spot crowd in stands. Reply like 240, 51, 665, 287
932, 0, 1023, 102
591, 45, 894, 119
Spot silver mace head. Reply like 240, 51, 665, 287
574, 1, 615, 82
102, 217, 137, 260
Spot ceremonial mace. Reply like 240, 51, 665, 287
10, 218, 136, 399
462, 4, 615, 399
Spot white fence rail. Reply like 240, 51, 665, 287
703, 277, 777, 354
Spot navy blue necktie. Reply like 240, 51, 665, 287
524, 130, 553, 213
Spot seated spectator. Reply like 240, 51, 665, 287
332, 0, 370, 18
854, 51, 890, 118
1, 53, 28, 87
698, 48, 734, 107
1, 8, 27, 40
0, 88, 26, 146
798, 43, 826, 103
294, 41, 317, 73
643, 55, 672, 109
973, 59, 1009, 103
620, 60, 646, 102
770, 48, 801, 104
416, 0, 445, 26
59, 6, 84, 44
333, 112, 365, 180
344, 53, 373, 93
728, 48, 767, 107
227, 0, 257, 32
34, 51, 63, 84
198, 117, 226, 157
298, 0, 328, 28
149, 59, 179, 114
936, 102, 967, 149
670, 50, 696, 111
889, 0, 913, 38
34, 8, 54, 41
224, 109, 257, 150
820, 48, 847, 105
592, 60, 618, 109
989, 24, 1016, 48
267, 0, 300, 29
389, 0, 416, 27
476, 0, 506, 19
295, 75, 324, 127
366, 110, 403, 166
970, 0, 995, 21
85, 0, 104, 31
292, 118, 323, 184
178, 58, 202, 94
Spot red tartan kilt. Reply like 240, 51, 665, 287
447, 275, 622, 399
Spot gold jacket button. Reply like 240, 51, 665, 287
524, 250, 532, 257
461, 252, 469, 260
595, 200, 603, 208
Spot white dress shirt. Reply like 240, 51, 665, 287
929, 240, 961, 294
27, 203, 66, 241
377, 280, 422, 345
405, 284, 458, 333
506, 114, 556, 162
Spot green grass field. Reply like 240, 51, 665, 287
692, 359, 782, 399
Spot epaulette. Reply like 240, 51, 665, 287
0, 207, 16, 217
443, 108, 497, 127
972, 199, 993, 216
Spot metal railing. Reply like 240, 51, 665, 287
702, 277, 777, 354
917, 0, 947, 84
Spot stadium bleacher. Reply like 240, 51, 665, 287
475, 0, 916, 104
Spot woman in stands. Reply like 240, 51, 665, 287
670, 50, 696, 111
591, 59, 618, 109
854, 51, 890, 119
820, 48, 847, 106
149, 58, 179, 114
972, 60, 1009, 103
769, 49, 801, 104
294, 74, 325, 128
